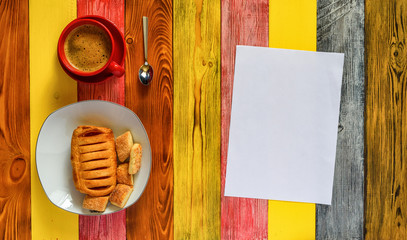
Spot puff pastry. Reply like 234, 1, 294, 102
71, 125, 117, 197
115, 131, 133, 162
82, 195, 110, 212
129, 143, 142, 174
117, 163, 133, 186
109, 184, 133, 208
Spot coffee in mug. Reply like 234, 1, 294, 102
58, 17, 125, 81
64, 24, 112, 72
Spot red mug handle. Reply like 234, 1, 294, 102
107, 61, 125, 77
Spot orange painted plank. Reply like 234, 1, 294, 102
76, 0, 126, 239
220, 0, 269, 239
125, 0, 174, 239
0, 0, 31, 239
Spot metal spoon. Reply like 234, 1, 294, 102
139, 16, 153, 85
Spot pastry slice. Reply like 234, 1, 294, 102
82, 195, 109, 212
109, 184, 133, 208
71, 125, 117, 197
117, 163, 133, 186
115, 131, 133, 162
129, 143, 142, 174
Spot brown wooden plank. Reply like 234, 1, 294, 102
125, 0, 173, 239
76, 0, 126, 239
0, 0, 31, 239
220, 0, 269, 239
365, 0, 407, 239
315, 0, 365, 239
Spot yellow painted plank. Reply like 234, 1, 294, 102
269, 0, 316, 51
30, 0, 78, 239
173, 0, 221, 239
268, 0, 316, 239
269, 201, 315, 240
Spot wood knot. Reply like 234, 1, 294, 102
208, 62, 213, 67
338, 124, 344, 133
126, 37, 133, 44
10, 157, 26, 182
396, 207, 402, 217
390, 41, 405, 74
395, 185, 400, 198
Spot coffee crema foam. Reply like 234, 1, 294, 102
64, 24, 112, 72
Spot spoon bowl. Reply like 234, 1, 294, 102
139, 16, 153, 85
139, 61, 153, 85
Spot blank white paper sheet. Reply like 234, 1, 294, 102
224, 46, 344, 205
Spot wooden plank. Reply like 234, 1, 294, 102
125, 0, 173, 239
79, 212, 126, 240
77, 0, 125, 105
220, 0, 268, 239
315, 0, 365, 239
29, 0, 78, 239
173, 0, 221, 239
76, 0, 126, 239
365, 1, 407, 239
268, 0, 316, 239
0, 0, 30, 239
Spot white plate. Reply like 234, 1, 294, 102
36, 100, 151, 215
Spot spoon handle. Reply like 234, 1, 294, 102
142, 16, 148, 62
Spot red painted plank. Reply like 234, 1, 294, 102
76, 0, 126, 239
77, 0, 125, 105
221, 0, 269, 239
79, 210, 126, 240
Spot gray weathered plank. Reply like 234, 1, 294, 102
315, 0, 365, 239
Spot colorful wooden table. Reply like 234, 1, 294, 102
1, 0, 404, 239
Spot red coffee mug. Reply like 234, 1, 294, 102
58, 18, 124, 79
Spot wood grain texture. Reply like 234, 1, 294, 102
0, 0, 30, 239
77, 0, 126, 239
173, 0, 221, 239
365, 0, 407, 239
220, 0, 268, 239
125, 0, 173, 239
77, 0, 125, 105
315, 0, 365, 239
79, 210, 126, 240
